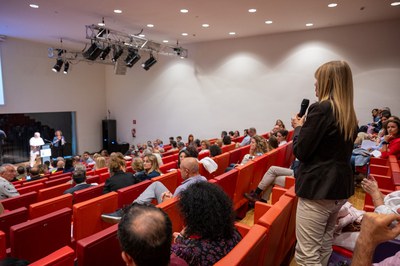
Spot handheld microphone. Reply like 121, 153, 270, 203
298, 99, 310, 118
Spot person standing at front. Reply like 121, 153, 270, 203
291, 61, 358, 266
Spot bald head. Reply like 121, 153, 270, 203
180, 157, 199, 176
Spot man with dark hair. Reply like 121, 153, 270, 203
82, 151, 94, 165
16, 166, 26, 180
27, 167, 42, 181
240, 127, 256, 146
63, 169, 96, 194
118, 203, 187, 266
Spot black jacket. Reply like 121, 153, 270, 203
293, 101, 356, 200
103, 171, 138, 194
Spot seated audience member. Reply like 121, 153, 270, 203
137, 154, 161, 181
222, 135, 232, 145
267, 135, 279, 151
351, 212, 400, 266
199, 140, 211, 154
187, 134, 195, 146
176, 136, 183, 144
228, 131, 235, 138
118, 203, 188, 266
27, 167, 43, 181
209, 144, 222, 157
227, 135, 268, 171
172, 182, 242, 265
37, 163, 49, 175
82, 151, 95, 165
94, 156, 107, 170
193, 139, 201, 148
221, 131, 228, 139
276, 129, 289, 146
63, 169, 97, 194
177, 142, 186, 151
233, 130, 240, 138
100, 149, 109, 157
0, 164, 20, 199
63, 158, 74, 173
169, 140, 179, 152
215, 139, 223, 148
132, 157, 144, 172
101, 158, 207, 223
55, 160, 65, 172
240, 127, 256, 146
103, 158, 137, 194
16, 166, 26, 180
379, 118, 400, 159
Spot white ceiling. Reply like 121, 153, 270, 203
0, 0, 399, 50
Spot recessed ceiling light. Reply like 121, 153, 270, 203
147, 24, 154, 28
182, 33, 188, 36
306, 23, 314, 27
391, 2, 400, 6
29, 4, 39, 8
139, 34, 145, 37
328, 3, 338, 8
202, 24, 210, 28
248, 8, 257, 13
180, 9, 189, 13
163, 40, 169, 43
229, 32, 236, 35
265, 20, 273, 24
114, 9, 122, 14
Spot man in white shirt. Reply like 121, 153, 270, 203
29, 132, 44, 167
0, 164, 20, 200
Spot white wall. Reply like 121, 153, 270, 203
105, 19, 400, 145
0, 38, 107, 154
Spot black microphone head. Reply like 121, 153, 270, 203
298, 99, 310, 117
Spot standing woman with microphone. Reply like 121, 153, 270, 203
291, 61, 358, 266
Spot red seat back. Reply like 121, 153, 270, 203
44, 176, 72, 188
99, 172, 111, 183
29, 194, 73, 219
211, 152, 231, 178
233, 161, 255, 211
212, 169, 239, 200
29, 246, 75, 266
221, 143, 236, 153
151, 171, 179, 194
76, 224, 124, 266
157, 197, 184, 233
215, 224, 268, 266
117, 180, 152, 209
162, 153, 178, 164
0, 231, 5, 259
0, 191, 37, 210
17, 183, 45, 195
159, 161, 177, 174
86, 175, 100, 184
37, 183, 72, 202
94, 167, 109, 175
73, 192, 118, 241
73, 184, 105, 204
10, 208, 72, 262
0, 207, 28, 248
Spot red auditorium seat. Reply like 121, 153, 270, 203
48, 172, 72, 180
157, 197, 184, 234
37, 183, 72, 202
228, 145, 249, 165
198, 150, 210, 160
210, 169, 239, 200
117, 180, 152, 209
221, 143, 236, 153
151, 171, 179, 194
73, 192, 118, 241
0, 191, 37, 210
162, 153, 178, 164
159, 161, 177, 174
29, 246, 75, 266
0, 207, 28, 248
86, 175, 100, 184
210, 152, 231, 178
0, 231, 6, 259
94, 167, 109, 175
17, 183, 45, 195
233, 161, 255, 216
214, 224, 268, 266
22, 178, 48, 187
73, 183, 105, 204
10, 208, 72, 263
44, 176, 72, 188
76, 224, 125, 266
98, 172, 111, 183
29, 194, 73, 219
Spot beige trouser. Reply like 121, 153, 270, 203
295, 197, 347, 266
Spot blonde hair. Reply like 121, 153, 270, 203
315, 60, 357, 141
132, 158, 144, 172
94, 156, 106, 170
143, 154, 161, 174
253, 135, 268, 154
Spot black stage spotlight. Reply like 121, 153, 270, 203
100, 46, 111, 60
63, 61, 70, 74
142, 54, 157, 71
125, 49, 141, 68
83, 42, 102, 60
112, 46, 123, 62
52, 59, 64, 72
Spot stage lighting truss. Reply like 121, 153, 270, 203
48, 24, 188, 70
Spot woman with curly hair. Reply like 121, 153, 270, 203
239, 135, 268, 165
172, 182, 242, 265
